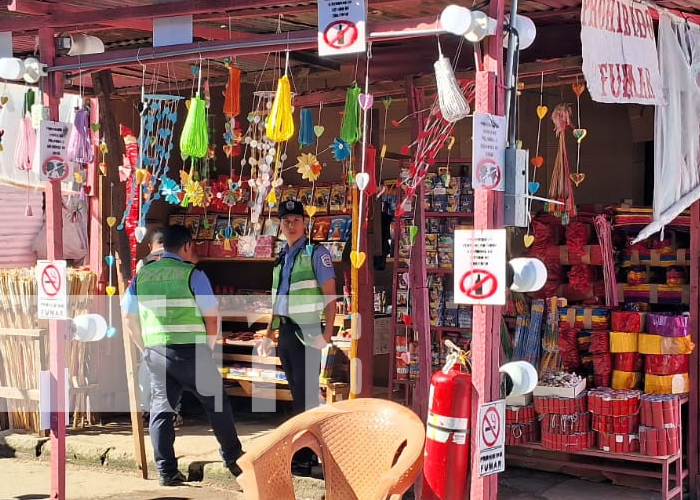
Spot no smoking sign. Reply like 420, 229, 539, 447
317, 0, 366, 56
37, 260, 68, 320
454, 229, 507, 305
478, 400, 506, 477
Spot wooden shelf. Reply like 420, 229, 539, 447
221, 373, 288, 385
392, 322, 470, 333
426, 268, 455, 275
424, 212, 474, 218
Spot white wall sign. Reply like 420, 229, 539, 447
478, 399, 506, 477
37, 259, 68, 320
580, 0, 662, 105
318, 0, 366, 57
454, 229, 507, 305
39, 120, 71, 182
472, 113, 506, 191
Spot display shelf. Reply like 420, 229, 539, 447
392, 323, 471, 334
423, 211, 474, 218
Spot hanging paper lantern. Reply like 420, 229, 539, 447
223, 65, 242, 118
340, 84, 361, 145
298, 108, 315, 148
180, 95, 209, 159
266, 75, 294, 143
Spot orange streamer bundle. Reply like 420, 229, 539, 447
223, 66, 241, 118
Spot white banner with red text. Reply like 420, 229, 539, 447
580, 0, 663, 105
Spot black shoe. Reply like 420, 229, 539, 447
291, 461, 312, 477
225, 460, 242, 477
159, 470, 187, 486
173, 412, 183, 428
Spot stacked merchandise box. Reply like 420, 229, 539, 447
534, 373, 593, 452
588, 388, 641, 453
506, 404, 539, 445
639, 394, 681, 456
558, 307, 610, 388
609, 311, 645, 390
641, 313, 693, 394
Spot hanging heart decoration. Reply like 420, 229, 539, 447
524, 234, 535, 248
305, 205, 318, 217
350, 250, 366, 269
106, 327, 117, 339
570, 172, 586, 186
104, 255, 115, 267
380, 144, 387, 158
105, 286, 116, 296
572, 128, 588, 142
99, 163, 108, 176
536, 105, 548, 119
313, 125, 325, 137
572, 82, 586, 97
391, 119, 401, 127
306, 244, 315, 255
409, 225, 419, 243
402, 314, 413, 326
355, 172, 370, 191
223, 144, 233, 157
106, 216, 117, 228
528, 181, 540, 194
358, 93, 374, 110
531, 156, 544, 168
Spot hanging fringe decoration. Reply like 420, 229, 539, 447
223, 64, 241, 118
298, 108, 315, 148
434, 41, 470, 123
180, 95, 209, 159
67, 107, 94, 164
266, 74, 294, 143
340, 84, 362, 145
594, 215, 618, 306
545, 103, 576, 224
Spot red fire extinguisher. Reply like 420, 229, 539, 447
423, 340, 472, 500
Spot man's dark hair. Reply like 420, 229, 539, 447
163, 224, 193, 252
149, 228, 165, 247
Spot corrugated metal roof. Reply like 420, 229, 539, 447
0, 184, 43, 269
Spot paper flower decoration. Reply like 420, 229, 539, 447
331, 137, 351, 161
160, 177, 182, 204
184, 180, 205, 207
296, 153, 322, 181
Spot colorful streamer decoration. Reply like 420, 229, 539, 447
525, 72, 547, 248
571, 80, 587, 187
223, 64, 242, 118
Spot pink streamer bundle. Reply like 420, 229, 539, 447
545, 104, 576, 223
67, 108, 94, 164
594, 214, 618, 306
14, 116, 35, 171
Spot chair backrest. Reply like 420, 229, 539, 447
236, 398, 425, 500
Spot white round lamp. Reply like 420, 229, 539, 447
72, 313, 108, 342
440, 4, 474, 36
0, 57, 25, 81
504, 14, 537, 50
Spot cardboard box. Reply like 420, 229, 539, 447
533, 378, 586, 398
506, 393, 533, 406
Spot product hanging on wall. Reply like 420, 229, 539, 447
524, 72, 547, 248
545, 103, 576, 224
571, 80, 587, 187
434, 40, 470, 123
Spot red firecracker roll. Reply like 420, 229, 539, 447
589, 331, 610, 354
534, 393, 587, 415
566, 220, 592, 258
639, 426, 680, 457
611, 311, 646, 333
639, 394, 680, 428
506, 422, 540, 445
540, 412, 591, 435
644, 354, 690, 376
559, 326, 582, 371
613, 353, 644, 372
587, 388, 642, 417
592, 413, 639, 434
597, 432, 640, 454
541, 430, 595, 452
506, 405, 537, 425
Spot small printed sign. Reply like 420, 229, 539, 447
478, 400, 506, 477
318, 0, 366, 57
454, 229, 507, 305
37, 260, 67, 320
39, 121, 71, 182
472, 113, 506, 191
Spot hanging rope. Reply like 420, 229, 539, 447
340, 84, 362, 145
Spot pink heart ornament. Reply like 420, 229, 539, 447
358, 93, 374, 110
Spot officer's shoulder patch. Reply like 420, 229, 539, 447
321, 253, 333, 268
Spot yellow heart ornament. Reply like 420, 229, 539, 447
570, 172, 586, 186
106, 216, 117, 228
305, 205, 318, 217
536, 105, 548, 119
350, 251, 366, 269
524, 234, 535, 248
106, 286, 116, 296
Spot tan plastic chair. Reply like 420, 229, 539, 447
236, 397, 425, 500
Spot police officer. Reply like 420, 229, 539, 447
122, 224, 243, 486
267, 200, 336, 475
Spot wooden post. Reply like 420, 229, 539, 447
39, 26, 68, 500
115, 251, 148, 478
470, 1, 506, 499
689, 200, 699, 500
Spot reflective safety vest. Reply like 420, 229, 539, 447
136, 258, 206, 347
271, 245, 323, 328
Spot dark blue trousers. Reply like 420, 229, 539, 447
145, 344, 243, 477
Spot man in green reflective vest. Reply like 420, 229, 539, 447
122, 224, 243, 486
267, 200, 336, 476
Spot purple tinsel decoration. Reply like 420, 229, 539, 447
67, 108, 94, 164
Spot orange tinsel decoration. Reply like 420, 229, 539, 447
223, 66, 241, 118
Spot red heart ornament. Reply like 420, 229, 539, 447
391, 120, 401, 127
531, 156, 544, 168
400, 145, 410, 155
402, 315, 413, 326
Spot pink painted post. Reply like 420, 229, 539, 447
39, 27, 67, 500
470, 1, 506, 499
689, 200, 699, 499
